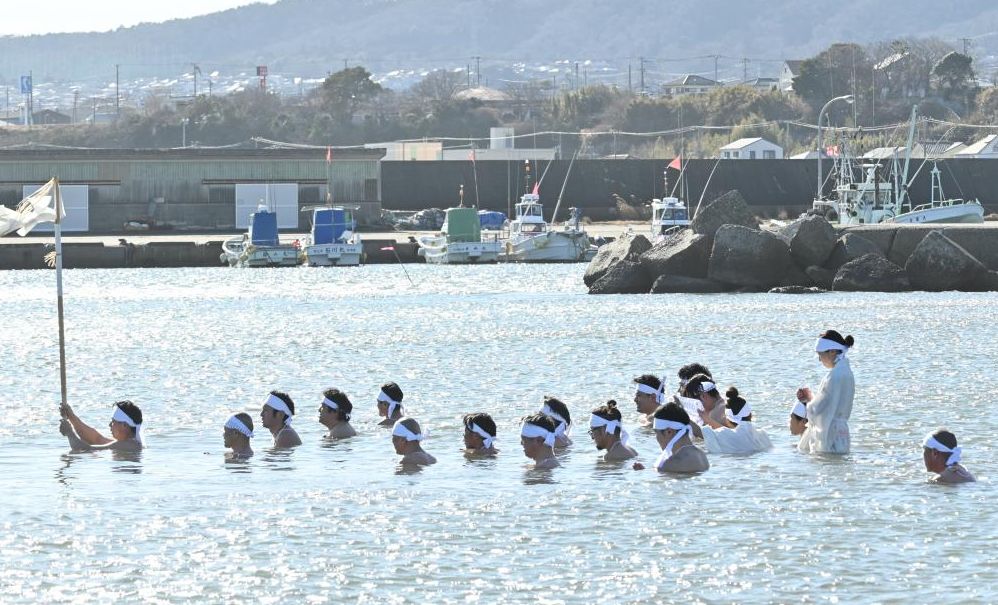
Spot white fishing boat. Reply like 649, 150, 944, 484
417, 206, 501, 264
502, 193, 591, 262
303, 207, 362, 266
810, 105, 984, 226
650, 196, 690, 239
220, 206, 301, 267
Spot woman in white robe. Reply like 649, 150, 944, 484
796, 330, 855, 454
699, 387, 772, 455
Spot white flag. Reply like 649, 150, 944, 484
0, 178, 64, 237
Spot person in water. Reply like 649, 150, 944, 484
318, 388, 357, 439
520, 413, 560, 470
539, 396, 573, 448
377, 382, 405, 428
922, 429, 976, 484
260, 390, 302, 448
391, 417, 436, 466
634, 402, 709, 473
699, 387, 772, 454
633, 374, 663, 426
463, 412, 498, 456
789, 401, 808, 436
682, 373, 726, 438
674, 363, 712, 424
589, 400, 638, 461
59, 400, 144, 452
223, 412, 255, 458
796, 330, 855, 455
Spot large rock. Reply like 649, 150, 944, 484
825, 233, 884, 272
805, 265, 835, 290
583, 232, 651, 287
708, 224, 791, 288
841, 226, 896, 257
588, 260, 653, 294
779, 214, 838, 268
887, 227, 932, 267
638, 229, 712, 280
689, 190, 756, 240
938, 226, 998, 270
650, 274, 731, 294
904, 230, 989, 291
832, 253, 910, 292
780, 262, 815, 287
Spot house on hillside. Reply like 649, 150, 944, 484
719, 137, 783, 159
741, 77, 779, 92
780, 60, 803, 93
955, 134, 998, 158
33, 109, 72, 125
661, 75, 722, 97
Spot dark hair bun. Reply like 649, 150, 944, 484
607, 399, 617, 409
725, 386, 739, 399
844, 335, 855, 347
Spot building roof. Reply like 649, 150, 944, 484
453, 86, 510, 102
956, 134, 997, 156
742, 77, 779, 87
719, 137, 780, 150
662, 74, 720, 87
784, 60, 803, 75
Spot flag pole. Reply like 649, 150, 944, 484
53, 177, 68, 409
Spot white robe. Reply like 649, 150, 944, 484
797, 357, 854, 454
702, 422, 772, 455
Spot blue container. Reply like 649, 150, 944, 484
250, 210, 280, 246
478, 210, 507, 230
312, 208, 353, 244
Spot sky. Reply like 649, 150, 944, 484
0, 1, 278, 36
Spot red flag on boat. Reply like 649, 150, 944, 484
668, 154, 682, 170
326, 146, 332, 164
468, 149, 476, 163
824, 145, 841, 158
531, 182, 540, 195
380, 245, 395, 251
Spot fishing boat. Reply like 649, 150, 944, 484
220, 207, 301, 267
303, 207, 362, 266
501, 193, 591, 262
417, 205, 501, 264
810, 105, 984, 226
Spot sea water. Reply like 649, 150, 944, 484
0, 264, 994, 603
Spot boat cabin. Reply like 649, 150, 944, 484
249, 208, 280, 246
442, 207, 482, 243
311, 207, 355, 244
511, 193, 547, 235
651, 197, 690, 235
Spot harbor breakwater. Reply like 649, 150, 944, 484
584, 191, 998, 295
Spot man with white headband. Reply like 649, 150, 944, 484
682, 373, 725, 438
633, 402, 708, 473
463, 412, 498, 457
520, 413, 560, 469
223, 412, 255, 459
796, 329, 855, 455
922, 429, 976, 484
789, 401, 808, 436
261, 390, 302, 448
59, 400, 143, 452
376, 382, 405, 428
539, 396, 573, 448
632, 374, 663, 427
391, 417, 436, 467
589, 400, 637, 462
319, 388, 357, 439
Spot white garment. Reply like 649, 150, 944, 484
797, 357, 854, 454
701, 422, 772, 455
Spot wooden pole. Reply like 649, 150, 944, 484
53, 177, 68, 409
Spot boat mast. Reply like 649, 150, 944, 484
898, 104, 918, 214
53, 178, 68, 409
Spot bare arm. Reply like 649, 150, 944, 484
60, 403, 113, 446
59, 419, 136, 451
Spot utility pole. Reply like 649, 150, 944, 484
583, 64, 588, 88
115, 64, 120, 117
192, 63, 199, 97
712, 55, 720, 83
639, 56, 646, 93
467, 63, 471, 88
474, 55, 481, 86
628, 60, 632, 92
575, 61, 579, 91
742, 57, 749, 82
960, 37, 972, 55
72, 89, 79, 123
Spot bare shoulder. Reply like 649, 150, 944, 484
403, 451, 436, 466
331, 424, 357, 439
275, 429, 302, 448
604, 444, 638, 461
938, 465, 977, 484
535, 457, 560, 470
660, 446, 709, 474
109, 439, 143, 452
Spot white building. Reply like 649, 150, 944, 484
719, 137, 783, 159
661, 74, 722, 97
780, 60, 803, 93
955, 134, 998, 158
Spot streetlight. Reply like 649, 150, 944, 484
817, 94, 854, 199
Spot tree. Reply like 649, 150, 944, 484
793, 43, 871, 121
410, 69, 464, 103
319, 66, 384, 125
932, 51, 976, 102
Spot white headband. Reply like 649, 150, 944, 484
726, 403, 752, 425
652, 418, 690, 468
699, 381, 716, 393
590, 414, 630, 447
467, 422, 495, 449
321, 397, 339, 411
791, 401, 807, 419
816, 338, 848, 353
264, 394, 294, 427
923, 434, 962, 466
636, 382, 664, 404
224, 415, 254, 438
541, 404, 571, 437
521, 422, 556, 447
391, 419, 423, 442
111, 405, 142, 442
378, 390, 403, 418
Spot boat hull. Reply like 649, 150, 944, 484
305, 243, 363, 266
890, 203, 985, 225
221, 242, 301, 268
417, 239, 501, 264
502, 231, 591, 262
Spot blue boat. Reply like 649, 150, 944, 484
304, 207, 363, 266
220, 207, 302, 267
